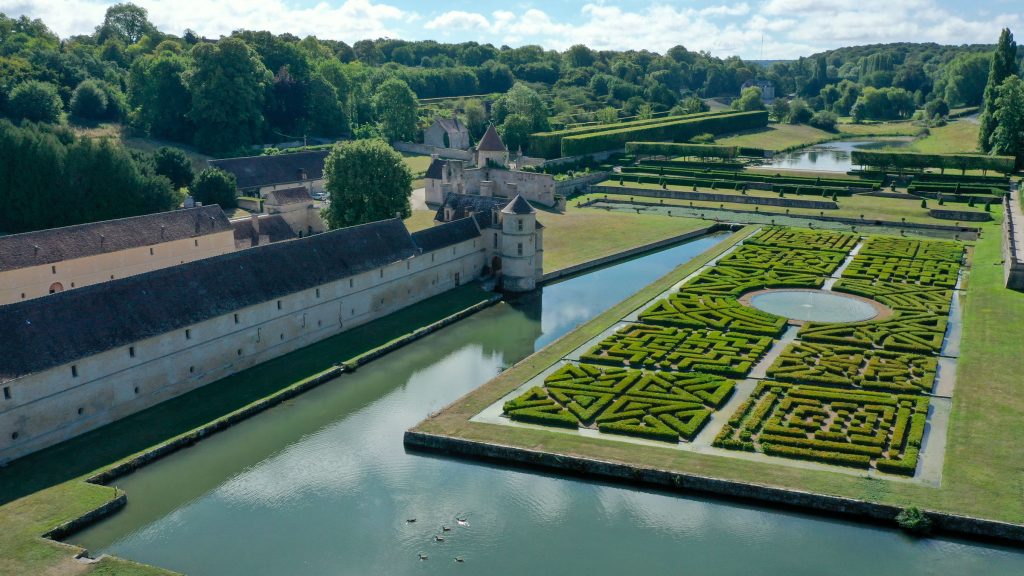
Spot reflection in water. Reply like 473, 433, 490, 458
761, 139, 912, 172
71, 232, 1024, 576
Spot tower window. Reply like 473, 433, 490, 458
316, 288, 321, 298
3, 386, 10, 400
234, 313, 240, 324
150, 247, 154, 255
52, 265, 56, 274
185, 329, 192, 340
77, 407, 84, 415
189, 366, 195, 374
517, 219, 523, 231
277, 300, 282, 310
129, 346, 135, 358
71, 365, 78, 377
518, 243, 523, 256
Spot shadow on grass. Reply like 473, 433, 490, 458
0, 284, 491, 505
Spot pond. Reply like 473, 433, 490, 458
748, 289, 882, 323
70, 232, 1024, 575
760, 139, 913, 172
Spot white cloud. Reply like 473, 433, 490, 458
423, 10, 490, 31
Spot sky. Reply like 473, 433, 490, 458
1, 0, 1020, 59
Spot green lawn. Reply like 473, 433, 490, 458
402, 152, 432, 189
403, 210, 437, 232
415, 221, 1024, 526
837, 121, 921, 137
72, 122, 213, 173
715, 123, 838, 151
905, 120, 981, 154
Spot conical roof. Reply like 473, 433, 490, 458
501, 194, 535, 215
477, 124, 506, 152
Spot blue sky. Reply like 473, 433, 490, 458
2, 0, 1020, 59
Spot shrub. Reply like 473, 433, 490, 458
189, 167, 238, 209
895, 507, 932, 535
8, 80, 63, 124
70, 80, 108, 120
809, 110, 838, 131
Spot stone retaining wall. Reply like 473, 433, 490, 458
404, 431, 1024, 544
590, 185, 839, 210
43, 493, 127, 541
555, 172, 610, 197
1003, 195, 1024, 290
928, 209, 993, 222
540, 224, 726, 284
392, 141, 473, 161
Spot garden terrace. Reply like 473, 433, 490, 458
798, 312, 948, 354
713, 381, 927, 476
627, 164, 880, 190
857, 236, 964, 262
637, 158, 745, 171
745, 227, 859, 253
716, 245, 846, 276
638, 292, 787, 337
625, 142, 764, 160
766, 342, 938, 395
679, 265, 824, 297
560, 111, 769, 157
579, 325, 773, 378
832, 280, 953, 315
606, 174, 855, 199
503, 363, 735, 443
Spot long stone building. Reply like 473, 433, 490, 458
0, 196, 542, 463
0, 206, 235, 306
209, 151, 329, 197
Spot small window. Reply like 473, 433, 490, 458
431, 254, 435, 262
77, 407, 84, 415
406, 261, 410, 270
349, 279, 354, 288
452, 247, 456, 255
150, 247, 154, 255
317, 319, 322, 327
493, 235, 498, 249
237, 349, 243, 356
189, 366, 195, 374
194, 239, 199, 247
185, 329, 192, 340
3, 386, 10, 400
10, 432, 18, 440
71, 365, 78, 377
379, 269, 384, 278
129, 346, 135, 358
280, 333, 284, 340
234, 313, 239, 324
110, 275, 115, 280
134, 386, 140, 394
315, 288, 321, 298
20, 293, 25, 299
277, 300, 282, 310
517, 243, 523, 256
517, 219, 524, 231
52, 265, 56, 274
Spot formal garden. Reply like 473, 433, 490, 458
497, 226, 963, 477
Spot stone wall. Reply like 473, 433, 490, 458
555, 172, 610, 197
589, 185, 839, 210
1003, 195, 1024, 290
0, 238, 487, 463
928, 209, 993, 222
393, 141, 473, 161
404, 431, 1024, 544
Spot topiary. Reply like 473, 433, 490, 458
920, 198, 928, 208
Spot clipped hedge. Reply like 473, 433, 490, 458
851, 150, 1015, 174
907, 183, 1004, 196
626, 164, 879, 189
626, 141, 740, 159
561, 111, 769, 157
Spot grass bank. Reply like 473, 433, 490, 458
413, 220, 1024, 526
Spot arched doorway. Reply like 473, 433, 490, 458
49, 282, 64, 294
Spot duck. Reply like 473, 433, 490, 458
441, 525, 452, 532
454, 557, 465, 563
406, 518, 417, 523
456, 518, 469, 526
434, 535, 445, 542
418, 554, 429, 561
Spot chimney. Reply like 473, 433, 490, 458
479, 181, 494, 197
251, 213, 260, 235
506, 182, 518, 198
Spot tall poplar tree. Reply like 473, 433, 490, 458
979, 28, 1018, 152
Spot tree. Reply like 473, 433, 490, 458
8, 80, 62, 123
809, 110, 838, 131
463, 98, 487, 138
990, 76, 1024, 167
924, 99, 950, 120
770, 98, 789, 122
152, 147, 194, 189
491, 82, 549, 132
680, 96, 709, 115
499, 114, 532, 153
323, 138, 411, 229
733, 86, 766, 111
187, 38, 270, 154
96, 3, 154, 44
129, 53, 193, 141
787, 99, 812, 124
935, 52, 989, 106
979, 28, 1018, 152
70, 79, 108, 120
372, 78, 418, 142
596, 107, 618, 124
305, 73, 347, 136
189, 167, 237, 209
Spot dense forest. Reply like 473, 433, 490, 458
3, 3, 1021, 157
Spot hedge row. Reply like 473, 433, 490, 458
850, 150, 1015, 174
766, 342, 938, 394
907, 183, 1004, 196
634, 158, 745, 171
638, 292, 788, 337
613, 172, 858, 197
626, 164, 879, 189
626, 142, 741, 159
527, 110, 732, 159
561, 111, 770, 157
914, 172, 1010, 186
746, 227, 859, 253
798, 311, 949, 354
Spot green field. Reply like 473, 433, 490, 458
714, 123, 837, 151
414, 220, 1024, 526
904, 121, 981, 154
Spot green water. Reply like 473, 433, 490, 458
71, 233, 1023, 575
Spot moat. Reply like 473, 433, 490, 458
71, 232, 1024, 575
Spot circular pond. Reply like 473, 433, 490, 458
747, 289, 882, 323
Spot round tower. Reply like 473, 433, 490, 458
499, 195, 538, 292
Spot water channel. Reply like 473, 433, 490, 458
72, 232, 1024, 575
760, 139, 913, 172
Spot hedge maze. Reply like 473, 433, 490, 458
501, 227, 962, 476
842, 255, 960, 288
746, 227, 859, 253
766, 342, 938, 394
639, 292, 787, 336
713, 381, 928, 475
581, 325, 773, 378
503, 364, 735, 442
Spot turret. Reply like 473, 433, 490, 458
475, 125, 508, 168
498, 195, 540, 292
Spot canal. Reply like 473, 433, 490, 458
72, 232, 1024, 575
759, 138, 913, 172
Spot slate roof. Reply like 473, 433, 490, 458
0, 206, 231, 273
410, 217, 481, 253
0, 219, 418, 383
209, 151, 329, 190
434, 192, 506, 225
502, 195, 535, 215
265, 187, 313, 206
231, 215, 298, 249
477, 125, 506, 152
434, 117, 467, 134
425, 158, 445, 180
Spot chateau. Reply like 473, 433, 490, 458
0, 195, 542, 464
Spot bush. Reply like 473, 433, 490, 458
895, 507, 932, 535
70, 80, 108, 120
808, 110, 838, 131
153, 147, 195, 189
8, 80, 63, 124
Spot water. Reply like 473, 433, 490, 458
71, 232, 1024, 575
750, 290, 880, 322
760, 139, 913, 172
